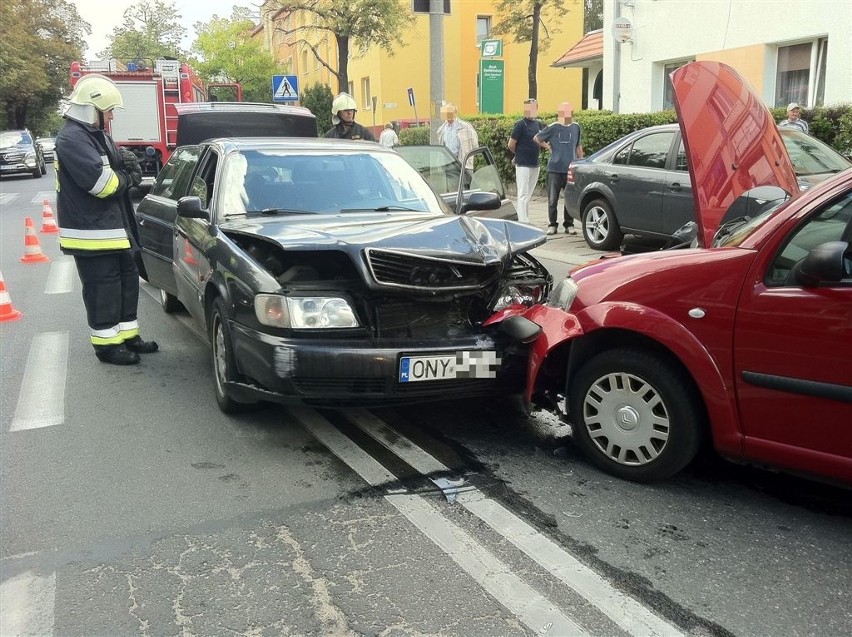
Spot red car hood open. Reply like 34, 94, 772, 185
671, 61, 799, 247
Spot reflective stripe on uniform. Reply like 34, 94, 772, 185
58, 226, 130, 251
119, 321, 140, 341
90, 155, 121, 198
91, 325, 124, 346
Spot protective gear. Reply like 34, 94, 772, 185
119, 147, 143, 187
125, 336, 159, 353
69, 74, 124, 112
331, 92, 358, 125
96, 344, 141, 366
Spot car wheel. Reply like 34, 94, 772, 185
40, 159, 46, 175
159, 288, 183, 314
568, 348, 704, 482
581, 198, 622, 251
210, 297, 256, 413
32, 164, 42, 179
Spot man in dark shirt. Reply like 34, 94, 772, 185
324, 92, 376, 141
507, 98, 543, 223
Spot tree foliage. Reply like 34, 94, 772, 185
192, 7, 284, 103
492, 0, 566, 100
300, 83, 334, 135
584, 0, 604, 33
101, 0, 186, 64
268, 0, 410, 94
0, 0, 88, 130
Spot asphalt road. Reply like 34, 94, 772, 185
1, 169, 850, 636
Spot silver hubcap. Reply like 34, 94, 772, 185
213, 317, 227, 395
584, 206, 610, 244
582, 372, 670, 466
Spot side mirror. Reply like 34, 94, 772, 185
177, 196, 209, 220
795, 241, 849, 286
460, 191, 501, 214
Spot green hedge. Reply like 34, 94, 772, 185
400, 105, 851, 190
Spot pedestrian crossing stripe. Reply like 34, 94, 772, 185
272, 75, 299, 102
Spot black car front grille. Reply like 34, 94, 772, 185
375, 301, 472, 338
365, 249, 501, 291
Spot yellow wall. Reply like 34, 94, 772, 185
697, 44, 768, 96
272, 0, 585, 126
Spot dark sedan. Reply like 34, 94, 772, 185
135, 137, 550, 412
566, 124, 851, 250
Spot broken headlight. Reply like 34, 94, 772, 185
492, 284, 546, 311
547, 278, 578, 311
254, 295, 359, 328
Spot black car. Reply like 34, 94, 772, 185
566, 124, 852, 250
134, 137, 550, 411
0, 129, 46, 178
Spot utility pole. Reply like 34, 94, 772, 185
429, 0, 445, 144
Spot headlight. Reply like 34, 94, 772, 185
24, 152, 36, 166
492, 284, 546, 311
547, 278, 578, 310
254, 295, 359, 329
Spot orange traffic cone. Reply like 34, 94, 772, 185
20, 217, 50, 263
40, 199, 59, 234
0, 271, 23, 322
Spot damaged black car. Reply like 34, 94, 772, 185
135, 137, 550, 411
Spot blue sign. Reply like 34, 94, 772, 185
272, 75, 299, 102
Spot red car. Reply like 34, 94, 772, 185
514, 61, 852, 484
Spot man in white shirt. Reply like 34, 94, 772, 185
778, 103, 809, 134
379, 123, 399, 148
437, 103, 479, 169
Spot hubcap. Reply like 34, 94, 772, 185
582, 372, 670, 466
585, 206, 609, 244
213, 317, 227, 394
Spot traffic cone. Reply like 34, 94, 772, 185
0, 271, 23, 322
20, 217, 50, 263
40, 199, 59, 234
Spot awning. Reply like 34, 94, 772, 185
552, 30, 603, 68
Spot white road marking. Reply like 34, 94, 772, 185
44, 259, 75, 294
31, 191, 56, 205
0, 570, 56, 636
0, 193, 19, 206
10, 332, 68, 431
348, 408, 683, 637
290, 407, 588, 636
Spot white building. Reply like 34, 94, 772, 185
595, 0, 851, 113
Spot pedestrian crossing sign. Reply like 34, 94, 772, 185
272, 75, 299, 102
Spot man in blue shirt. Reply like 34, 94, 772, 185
778, 102, 809, 134
535, 102, 583, 235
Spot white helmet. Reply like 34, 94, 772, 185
63, 74, 124, 125
331, 92, 357, 125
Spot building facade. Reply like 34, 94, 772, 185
255, 0, 586, 129
601, 0, 851, 113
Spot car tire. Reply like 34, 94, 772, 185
159, 288, 183, 314
40, 159, 46, 175
581, 198, 622, 251
568, 348, 704, 482
32, 164, 42, 179
210, 297, 257, 413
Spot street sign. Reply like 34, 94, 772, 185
407, 87, 415, 106
272, 75, 299, 102
479, 59, 504, 114
480, 39, 503, 58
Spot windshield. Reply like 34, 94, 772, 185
0, 131, 30, 149
218, 149, 451, 218
781, 130, 851, 176
715, 200, 789, 247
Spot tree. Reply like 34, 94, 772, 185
0, 0, 88, 130
192, 8, 284, 103
584, 0, 603, 33
300, 83, 334, 135
492, 0, 565, 100
268, 0, 410, 94
101, 0, 186, 65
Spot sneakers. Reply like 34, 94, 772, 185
95, 344, 140, 366
124, 336, 159, 353
546, 226, 557, 235
565, 226, 578, 236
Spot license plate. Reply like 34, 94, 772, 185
399, 351, 500, 383
0, 165, 18, 171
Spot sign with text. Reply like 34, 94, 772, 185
272, 75, 299, 102
479, 59, 504, 114
480, 39, 503, 58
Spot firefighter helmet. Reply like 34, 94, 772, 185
69, 74, 124, 112
331, 92, 357, 125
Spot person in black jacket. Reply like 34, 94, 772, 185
55, 74, 158, 365
324, 92, 376, 141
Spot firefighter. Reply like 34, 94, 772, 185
324, 92, 376, 141
55, 74, 159, 365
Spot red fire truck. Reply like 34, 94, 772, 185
69, 59, 241, 179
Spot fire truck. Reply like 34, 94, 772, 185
69, 59, 241, 179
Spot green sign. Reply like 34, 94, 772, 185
479, 59, 504, 114
480, 39, 503, 58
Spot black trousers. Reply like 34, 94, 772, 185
74, 251, 139, 350
546, 170, 574, 228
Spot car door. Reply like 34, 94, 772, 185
661, 136, 695, 235
174, 149, 219, 324
609, 130, 676, 234
733, 189, 852, 478
457, 147, 516, 220
135, 145, 202, 293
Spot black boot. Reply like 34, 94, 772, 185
125, 336, 159, 353
95, 344, 141, 365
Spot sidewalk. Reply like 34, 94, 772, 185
512, 194, 601, 266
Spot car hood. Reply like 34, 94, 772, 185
671, 61, 799, 247
220, 212, 546, 264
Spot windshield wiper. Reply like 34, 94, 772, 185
339, 205, 421, 213
712, 216, 750, 245
249, 208, 315, 216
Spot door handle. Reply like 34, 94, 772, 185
609, 174, 620, 182
669, 182, 682, 191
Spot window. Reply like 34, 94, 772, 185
152, 145, 201, 200
662, 60, 692, 110
775, 39, 828, 107
627, 132, 675, 169
476, 16, 491, 44
361, 78, 372, 110
348, 81, 355, 97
